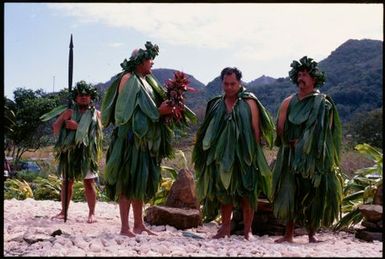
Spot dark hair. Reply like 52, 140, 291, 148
220, 67, 242, 81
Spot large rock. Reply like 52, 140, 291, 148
144, 205, 202, 230
361, 220, 379, 231
165, 169, 199, 209
374, 184, 383, 205
356, 204, 383, 242
231, 198, 305, 236
355, 229, 383, 242
358, 204, 383, 223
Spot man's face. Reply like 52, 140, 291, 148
138, 59, 154, 75
75, 93, 91, 106
223, 73, 240, 98
297, 69, 316, 90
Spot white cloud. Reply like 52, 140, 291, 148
108, 42, 124, 48
48, 3, 383, 49
47, 3, 383, 66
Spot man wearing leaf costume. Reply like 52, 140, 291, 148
273, 56, 343, 243
51, 81, 103, 223
101, 42, 196, 237
193, 67, 275, 240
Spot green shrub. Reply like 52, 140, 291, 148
15, 170, 43, 183
33, 175, 61, 200
72, 181, 86, 202
334, 143, 383, 230
4, 179, 34, 200
147, 166, 178, 206
96, 184, 111, 202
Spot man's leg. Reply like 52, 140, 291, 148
308, 228, 319, 243
132, 199, 156, 235
119, 194, 135, 237
52, 179, 74, 219
275, 219, 294, 243
83, 178, 97, 223
241, 198, 254, 240
213, 204, 233, 239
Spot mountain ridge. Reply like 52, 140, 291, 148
95, 38, 383, 123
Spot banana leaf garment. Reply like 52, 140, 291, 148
272, 90, 343, 232
193, 87, 275, 222
55, 105, 103, 181
101, 72, 195, 202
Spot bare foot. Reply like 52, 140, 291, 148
120, 229, 135, 237
51, 212, 65, 220
309, 235, 323, 243
275, 236, 294, 243
244, 232, 253, 240
87, 214, 97, 224
212, 225, 231, 239
133, 225, 157, 235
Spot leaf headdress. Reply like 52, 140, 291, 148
120, 41, 159, 72
288, 56, 326, 88
70, 80, 98, 101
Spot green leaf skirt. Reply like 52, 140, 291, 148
103, 123, 161, 202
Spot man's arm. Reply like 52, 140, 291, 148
52, 109, 73, 135
118, 73, 132, 93
276, 96, 293, 138
246, 99, 261, 143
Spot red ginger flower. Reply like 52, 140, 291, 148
164, 71, 196, 122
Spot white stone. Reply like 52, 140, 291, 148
165, 225, 178, 232
151, 225, 166, 232
89, 241, 103, 253
145, 250, 159, 256
72, 237, 89, 250
5, 232, 25, 242
3, 199, 384, 257
155, 244, 171, 255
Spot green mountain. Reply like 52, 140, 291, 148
96, 39, 382, 124
318, 39, 383, 121
243, 39, 383, 122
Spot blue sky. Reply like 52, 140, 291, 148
4, 3, 383, 99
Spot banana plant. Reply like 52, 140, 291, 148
334, 143, 383, 230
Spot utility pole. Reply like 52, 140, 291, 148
53, 76, 55, 93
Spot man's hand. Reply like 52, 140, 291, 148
173, 107, 183, 120
62, 109, 73, 120
159, 101, 184, 120
158, 101, 174, 116
64, 119, 78, 130
53, 109, 74, 135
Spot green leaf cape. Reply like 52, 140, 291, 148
55, 105, 103, 181
272, 91, 343, 231
193, 87, 275, 222
101, 72, 196, 201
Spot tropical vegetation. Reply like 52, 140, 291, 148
334, 143, 383, 230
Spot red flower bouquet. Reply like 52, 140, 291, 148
164, 71, 196, 122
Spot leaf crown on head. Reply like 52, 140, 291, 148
120, 41, 159, 72
288, 56, 326, 88
70, 80, 98, 101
